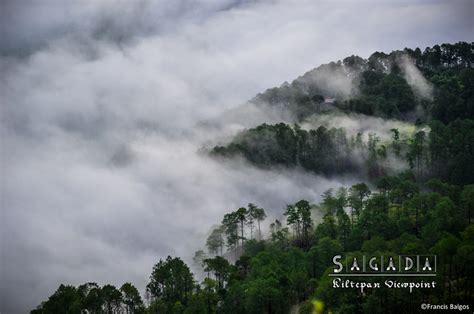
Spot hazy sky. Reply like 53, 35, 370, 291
1, 0, 473, 312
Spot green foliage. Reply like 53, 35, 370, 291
101, 285, 122, 314
212, 42, 474, 185
222, 211, 239, 249
33, 42, 474, 314
213, 123, 298, 167
31, 282, 144, 314
34, 172, 473, 313
220, 205, 265, 250
213, 123, 386, 177
461, 184, 474, 224
284, 200, 313, 248
247, 203, 266, 240
147, 256, 195, 311
121, 283, 145, 314
31, 285, 82, 314
206, 226, 225, 255
343, 71, 415, 117
428, 119, 474, 185
203, 256, 231, 291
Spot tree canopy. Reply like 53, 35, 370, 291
33, 42, 474, 314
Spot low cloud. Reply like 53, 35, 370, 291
302, 112, 416, 142
1, 0, 472, 312
399, 55, 434, 100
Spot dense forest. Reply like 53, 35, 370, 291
33, 42, 473, 313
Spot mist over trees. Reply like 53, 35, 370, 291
212, 42, 474, 185
32, 42, 474, 313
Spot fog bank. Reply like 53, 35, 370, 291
1, 0, 473, 312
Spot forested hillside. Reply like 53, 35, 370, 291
213, 42, 474, 185
32, 42, 474, 313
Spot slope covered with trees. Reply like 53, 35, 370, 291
32, 42, 474, 313
213, 42, 474, 186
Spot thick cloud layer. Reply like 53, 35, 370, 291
1, 0, 473, 312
